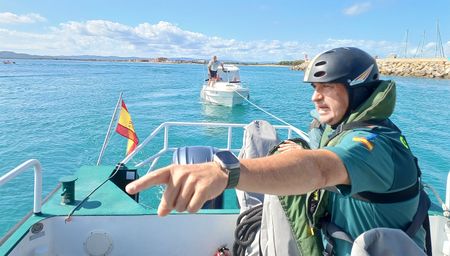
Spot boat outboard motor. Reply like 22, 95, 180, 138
172, 146, 224, 209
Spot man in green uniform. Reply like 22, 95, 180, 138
126, 47, 425, 255
303, 47, 425, 255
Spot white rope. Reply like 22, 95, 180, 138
423, 183, 450, 217
234, 89, 297, 128
424, 183, 450, 216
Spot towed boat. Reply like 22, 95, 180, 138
200, 64, 250, 107
1, 120, 449, 255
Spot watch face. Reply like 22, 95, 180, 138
215, 150, 239, 165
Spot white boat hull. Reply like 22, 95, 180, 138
7, 210, 449, 256
200, 83, 249, 107
429, 214, 449, 256
8, 214, 238, 256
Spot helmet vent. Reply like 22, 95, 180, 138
314, 71, 326, 78
315, 61, 327, 67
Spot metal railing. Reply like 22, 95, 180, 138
119, 121, 309, 172
0, 159, 42, 214
447, 171, 450, 213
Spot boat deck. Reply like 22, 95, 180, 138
1, 165, 239, 255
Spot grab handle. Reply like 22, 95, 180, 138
0, 159, 42, 214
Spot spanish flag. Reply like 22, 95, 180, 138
115, 100, 139, 156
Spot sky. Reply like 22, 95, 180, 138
0, 0, 449, 62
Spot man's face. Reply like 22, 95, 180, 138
311, 83, 349, 125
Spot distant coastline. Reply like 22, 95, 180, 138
2, 51, 449, 79
0, 51, 279, 66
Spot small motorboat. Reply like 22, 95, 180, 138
200, 64, 250, 107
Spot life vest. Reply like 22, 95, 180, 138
273, 138, 326, 255
233, 137, 323, 256
272, 120, 431, 256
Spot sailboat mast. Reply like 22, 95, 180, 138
414, 30, 426, 58
404, 29, 409, 58
435, 19, 446, 58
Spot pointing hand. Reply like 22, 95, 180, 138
126, 162, 228, 216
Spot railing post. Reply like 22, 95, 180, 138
34, 162, 42, 213
446, 171, 450, 211
164, 125, 169, 150
227, 127, 232, 150
0, 159, 42, 214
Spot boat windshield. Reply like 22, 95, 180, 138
218, 66, 240, 83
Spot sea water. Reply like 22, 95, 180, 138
0, 59, 449, 236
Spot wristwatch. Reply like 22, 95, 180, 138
213, 150, 240, 189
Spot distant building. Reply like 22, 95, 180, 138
156, 57, 168, 62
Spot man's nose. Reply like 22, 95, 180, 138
311, 90, 322, 102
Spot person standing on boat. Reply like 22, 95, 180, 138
127, 47, 426, 255
207, 55, 224, 86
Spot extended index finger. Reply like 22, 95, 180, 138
125, 165, 171, 195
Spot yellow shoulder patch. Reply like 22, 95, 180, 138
400, 136, 410, 149
353, 136, 374, 151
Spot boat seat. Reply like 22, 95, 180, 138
172, 146, 224, 209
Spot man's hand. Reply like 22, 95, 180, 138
126, 162, 228, 216
277, 140, 305, 153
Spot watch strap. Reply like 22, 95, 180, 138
226, 166, 240, 189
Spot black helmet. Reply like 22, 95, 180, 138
305, 47, 382, 122
303, 47, 379, 87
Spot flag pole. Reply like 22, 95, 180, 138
97, 92, 123, 165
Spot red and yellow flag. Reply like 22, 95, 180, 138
115, 100, 139, 156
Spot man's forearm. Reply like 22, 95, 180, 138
238, 149, 349, 195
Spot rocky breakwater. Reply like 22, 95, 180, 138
293, 58, 450, 79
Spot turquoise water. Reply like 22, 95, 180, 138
1, 59, 449, 236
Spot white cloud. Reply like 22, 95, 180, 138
0, 28, 57, 51
0, 19, 317, 61
0, 19, 442, 61
343, 2, 372, 16
0, 12, 46, 24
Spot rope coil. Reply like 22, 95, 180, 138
233, 204, 263, 256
